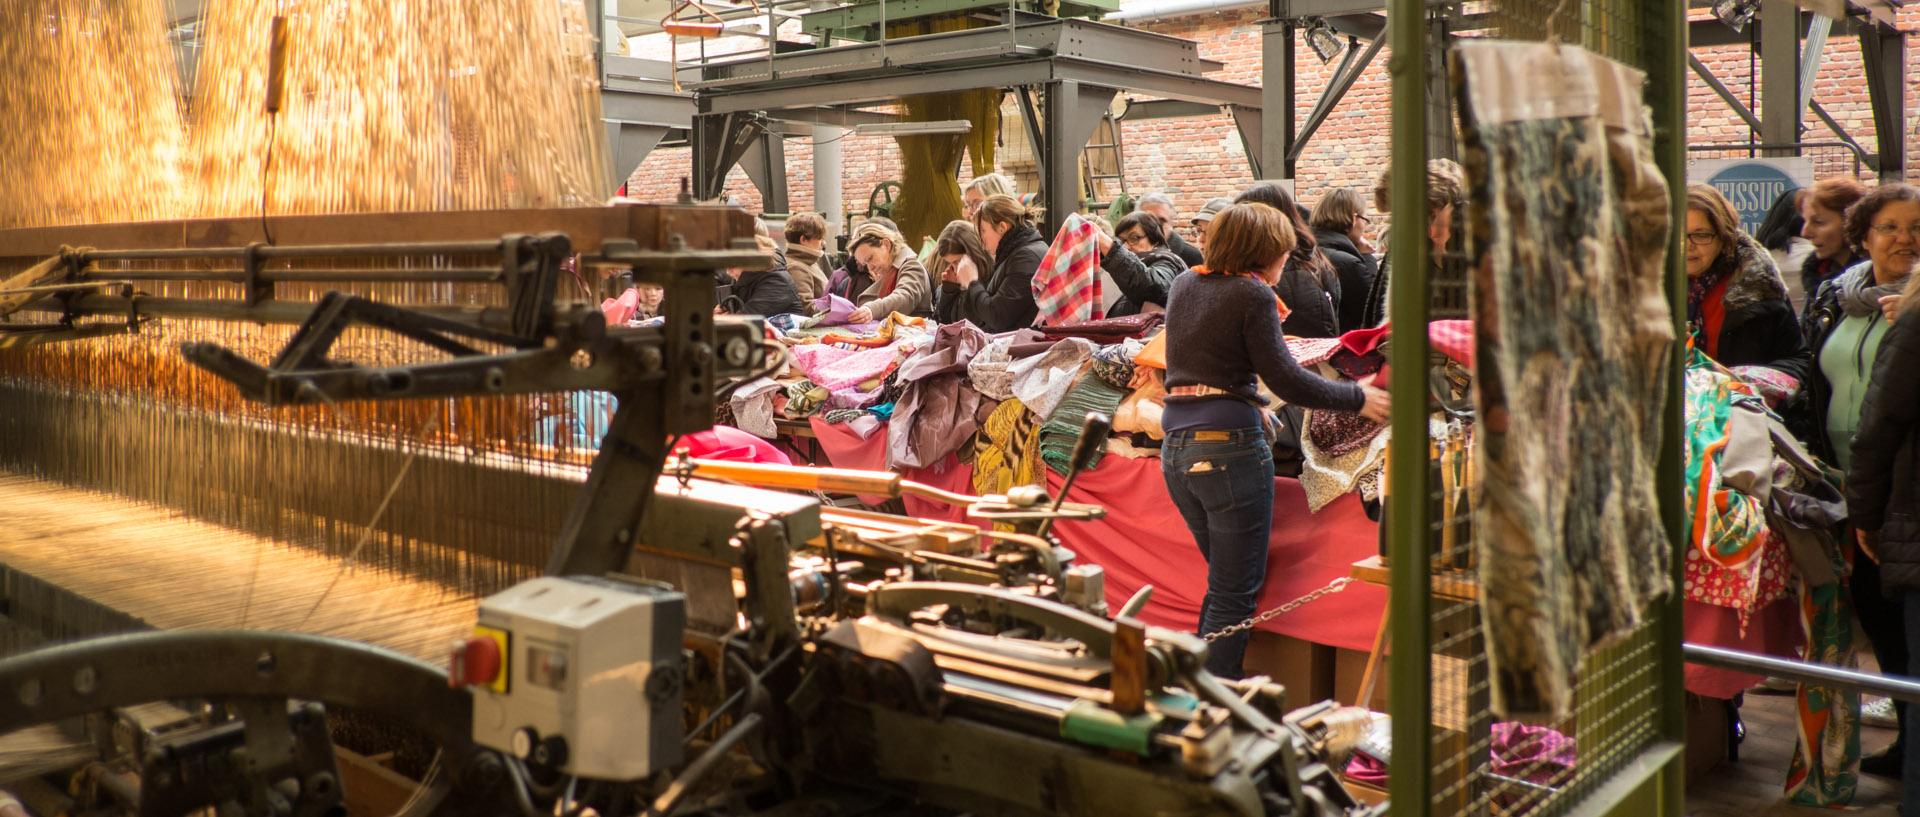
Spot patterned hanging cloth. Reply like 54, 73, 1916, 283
1457, 40, 1676, 721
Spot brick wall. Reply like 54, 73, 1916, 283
625, 4, 1920, 231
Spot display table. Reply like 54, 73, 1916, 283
799, 417, 1388, 653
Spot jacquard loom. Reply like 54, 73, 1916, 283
0, 200, 1380, 817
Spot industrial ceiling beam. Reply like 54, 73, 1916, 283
1686, 52, 1766, 139
1287, 15, 1386, 164
1807, 100, 1878, 172
1260, 20, 1294, 179
1759, 0, 1800, 157
1856, 15, 1906, 183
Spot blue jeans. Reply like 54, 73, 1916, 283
1160, 427, 1274, 679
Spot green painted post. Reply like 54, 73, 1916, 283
1649, 0, 1692, 811
1385, 0, 1432, 813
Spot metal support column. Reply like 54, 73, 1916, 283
691, 112, 761, 202
739, 135, 791, 214
1230, 106, 1268, 181
1017, 86, 1048, 183
1759, 0, 1800, 156
1041, 80, 1117, 236
1385, 0, 1431, 810
1423, 11, 1455, 161
1653, 0, 1692, 812
813, 124, 844, 238
1859, 21, 1907, 184
1260, 18, 1295, 180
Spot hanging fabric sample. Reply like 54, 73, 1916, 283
1456, 40, 1676, 721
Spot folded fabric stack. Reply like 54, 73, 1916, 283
1038, 374, 1129, 476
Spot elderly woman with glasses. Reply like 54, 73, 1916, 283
1092, 210, 1188, 317
1682, 183, 1803, 372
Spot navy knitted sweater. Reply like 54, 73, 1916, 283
1162, 270, 1365, 429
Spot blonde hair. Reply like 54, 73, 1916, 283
850, 222, 907, 261
972, 194, 1031, 232
965, 173, 1017, 199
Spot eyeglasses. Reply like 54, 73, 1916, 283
1685, 232, 1720, 247
1119, 232, 1147, 243
1871, 223, 1920, 239
1355, 213, 1372, 224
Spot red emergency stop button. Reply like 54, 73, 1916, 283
449, 635, 502, 688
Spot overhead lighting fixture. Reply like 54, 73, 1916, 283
852, 120, 974, 136
1711, 0, 1761, 33
1305, 17, 1345, 64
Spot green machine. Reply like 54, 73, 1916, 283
801, 0, 1118, 42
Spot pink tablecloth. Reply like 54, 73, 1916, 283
805, 418, 1387, 652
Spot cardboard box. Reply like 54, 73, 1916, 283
1243, 631, 1336, 706
1685, 693, 1730, 781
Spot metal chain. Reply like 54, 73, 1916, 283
1203, 577, 1355, 642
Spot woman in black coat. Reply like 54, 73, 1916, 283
1095, 210, 1186, 316
1682, 184, 1803, 371
1234, 182, 1340, 338
1308, 188, 1380, 334
940, 194, 1045, 332
1848, 273, 1920, 802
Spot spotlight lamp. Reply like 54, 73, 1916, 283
1711, 0, 1761, 33
1305, 17, 1345, 63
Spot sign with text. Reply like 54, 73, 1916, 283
1689, 158, 1816, 236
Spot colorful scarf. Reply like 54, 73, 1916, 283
1030, 214, 1104, 326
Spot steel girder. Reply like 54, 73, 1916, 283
686, 12, 1264, 232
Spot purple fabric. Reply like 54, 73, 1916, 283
806, 293, 861, 327
1345, 753, 1388, 785
889, 322, 993, 469
1490, 722, 1577, 786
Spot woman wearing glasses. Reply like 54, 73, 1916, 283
1682, 183, 1803, 371
1783, 183, 1920, 777
1092, 210, 1188, 317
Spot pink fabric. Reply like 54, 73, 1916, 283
1428, 319, 1474, 367
808, 417, 975, 511
800, 419, 1385, 652
1491, 722, 1577, 786
1345, 753, 1388, 785
789, 343, 910, 392
677, 426, 792, 466
1031, 215, 1104, 327
601, 288, 639, 325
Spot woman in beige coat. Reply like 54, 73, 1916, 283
846, 223, 934, 323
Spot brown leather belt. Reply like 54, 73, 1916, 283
1168, 384, 1235, 398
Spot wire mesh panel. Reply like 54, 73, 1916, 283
1385, 0, 1685, 815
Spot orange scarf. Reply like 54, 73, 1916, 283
1191, 265, 1290, 321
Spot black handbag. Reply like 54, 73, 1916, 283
1267, 404, 1307, 477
